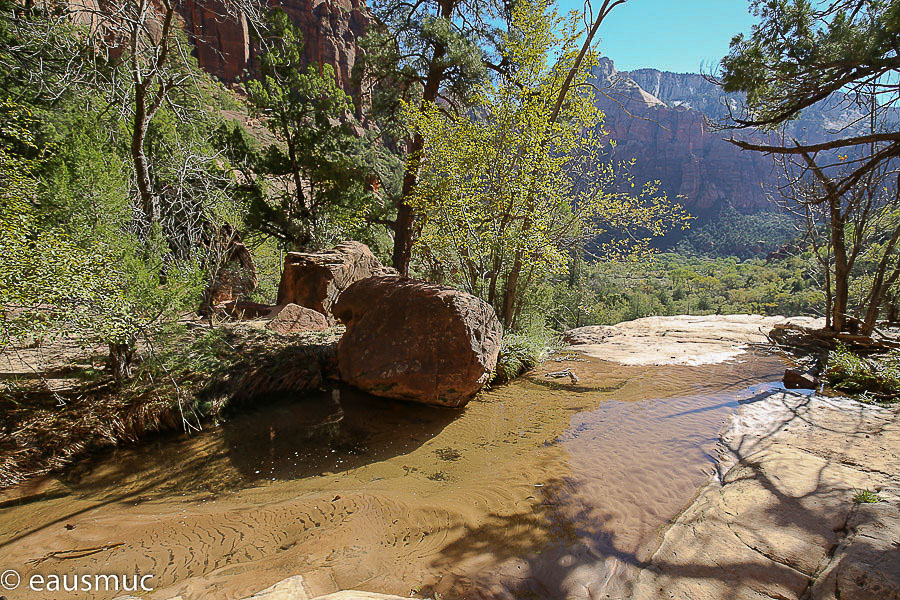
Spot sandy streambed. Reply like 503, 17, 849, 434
0, 344, 789, 600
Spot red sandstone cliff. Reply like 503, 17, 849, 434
179, 0, 371, 113
591, 58, 776, 214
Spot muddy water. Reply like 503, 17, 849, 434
0, 353, 786, 600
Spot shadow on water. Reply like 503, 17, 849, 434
420, 476, 647, 600
0, 385, 460, 550
61, 385, 461, 495
219, 385, 461, 484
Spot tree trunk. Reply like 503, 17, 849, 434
502, 252, 523, 329
391, 1, 452, 275
829, 195, 850, 332
108, 340, 135, 381
392, 163, 418, 275
861, 225, 900, 335
132, 83, 156, 223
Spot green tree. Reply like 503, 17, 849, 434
358, 0, 503, 273
238, 8, 381, 250
360, 0, 633, 275
408, 0, 687, 329
719, 0, 900, 333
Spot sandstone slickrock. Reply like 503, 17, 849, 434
113, 574, 418, 600
276, 241, 394, 323
565, 314, 823, 366
266, 303, 329, 334
630, 393, 900, 600
333, 276, 503, 407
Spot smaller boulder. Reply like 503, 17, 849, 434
783, 369, 817, 390
276, 241, 395, 323
266, 304, 329, 334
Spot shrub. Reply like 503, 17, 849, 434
826, 343, 900, 402
493, 327, 561, 384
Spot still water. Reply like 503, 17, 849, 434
0, 352, 787, 600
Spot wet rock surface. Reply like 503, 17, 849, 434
631, 392, 900, 600
334, 276, 502, 407
783, 368, 817, 389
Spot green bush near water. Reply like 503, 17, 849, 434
826, 343, 900, 403
493, 328, 561, 384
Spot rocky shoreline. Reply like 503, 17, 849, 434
6, 315, 898, 600
631, 390, 900, 599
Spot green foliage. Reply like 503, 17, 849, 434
408, 0, 688, 328
238, 8, 388, 251
358, 0, 500, 144
0, 99, 131, 347
0, 5, 246, 375
721, 0, 899, 126
493, 327, 560, 384
826, 344, 900, 401
543, 251, 821, 330
676, 204, 798, 259
852, 489, 885, 504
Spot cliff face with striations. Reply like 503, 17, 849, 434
591, 58, 775, 214
591, 59, 877, 216
179, 0, 371, 113
627, 67, 864, 146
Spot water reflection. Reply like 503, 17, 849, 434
62, 385, 460, 497
0, 352, 791, 600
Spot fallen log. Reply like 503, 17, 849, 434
769, 323, 899, 354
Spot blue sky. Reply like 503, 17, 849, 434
557, 0, 757, 74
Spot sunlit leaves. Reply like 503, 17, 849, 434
406, 0, 688, 324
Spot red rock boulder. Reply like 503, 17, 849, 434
276, 241, 393, 323
265, 303, 329, 334
333, 277, 503, 407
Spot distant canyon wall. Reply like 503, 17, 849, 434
594, 59, 870, 216
590, 58, 777, 215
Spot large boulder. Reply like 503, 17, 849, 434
333, 277, 503, 407
276, 241, 393, 323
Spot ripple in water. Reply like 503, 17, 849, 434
0, 352, 787, 600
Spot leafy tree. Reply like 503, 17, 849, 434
237, 8, 384, 250
719, 0, 900, 333
360, 0, 633, 274
408, 0, 687, 329
357, 0, 504, 273
0, 100, 130, 376
1, 3, 247, 378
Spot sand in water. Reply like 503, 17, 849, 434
0, 352, 787, 600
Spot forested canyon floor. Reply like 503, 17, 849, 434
0, 316, 897, 600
